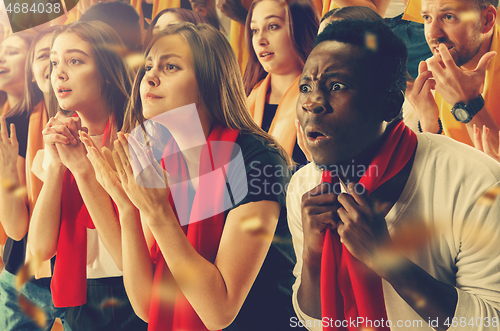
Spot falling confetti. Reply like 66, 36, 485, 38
459, 11, 478, 23
477, 184, 500, 206
1, 178, 17, 192
16, 264, 31, 290
100, 297, 126, 309
240, 216, 273, 242
18, 294, 47, 329
365, 32, 377, 52
125, 53, 145, 71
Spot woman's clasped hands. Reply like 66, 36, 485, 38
42, 112, 89, 173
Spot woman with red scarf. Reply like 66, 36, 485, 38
82, 23, 298, 331
28, 21, 146, 331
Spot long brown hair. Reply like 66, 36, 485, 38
143, 8, 210, 52
6, 26, 59, 119
0, 30, 36, 112
242, 0, 319, 95
124, 23, 292, 165
48, 21, 133, 132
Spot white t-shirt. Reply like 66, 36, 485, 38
32, 135, 122, 279
287, 133, 500, 331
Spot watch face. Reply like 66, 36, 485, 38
454, 107, 469, 122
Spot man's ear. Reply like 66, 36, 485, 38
481, 5, 497, 34
382, 90, 404, 122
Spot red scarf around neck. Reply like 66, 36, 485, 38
51, 120, 113, 308
148, 124, 240, 331
320, 120, 417, 330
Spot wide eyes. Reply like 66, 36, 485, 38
299, 82, 347, 93
331, 83, 347, 91
299, 84, 311, 93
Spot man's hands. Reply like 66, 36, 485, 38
407, 44, 497, 133
406, 61, 441, 133
301, 182, 340, 262
426, 44, 496, 106
301, 181, 393, 274
473, 124, 500, 162
295, 119, 312, 162
336, 183, 393, 275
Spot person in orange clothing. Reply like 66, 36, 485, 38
0, 25, 71, 331
243, 0, 319, 167
0, 31, 34, 115
406, 0, 500, 151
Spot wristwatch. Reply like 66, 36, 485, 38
451, 95, 485, 124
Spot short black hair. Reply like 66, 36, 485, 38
79, 2, 142, 53
321, 6, 382, 23
315, 19, 408, 94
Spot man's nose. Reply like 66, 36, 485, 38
302, 91, 327, 114
426, 18, 445, 43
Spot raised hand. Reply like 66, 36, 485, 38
81, 131, 133, 210
0, 117, 19, 176
473, 124, 500, 162
295, 119, 312, 162
426, 43, 496, 106
336, 183, 393, 274
112, 133, 169, 221
406, 61, 440, 133
301, 182, 340, 261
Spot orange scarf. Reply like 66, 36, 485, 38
247, 74, 299, 157
25, 101, 52, 278
402, 0, 424, 23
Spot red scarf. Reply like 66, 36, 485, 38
320, 120, 417, 330
51, 121, 113, 308
148, 124, 240, 331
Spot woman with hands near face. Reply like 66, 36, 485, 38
82, 23, 298, 331
27, 21, 147, 331
0, 26, 79, 331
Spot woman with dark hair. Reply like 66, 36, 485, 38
243, 0, 318, 168
27, 21, 146, 331
143, 8, 210, 50
82, 23, 298, 330
0, 26, 73, 331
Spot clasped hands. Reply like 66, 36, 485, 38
301, 181, 393, 276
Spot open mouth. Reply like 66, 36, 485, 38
58, 88, 71, 93
260, 52, 274, 58
0, 69, 8, 74
307, 130, 330, 143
